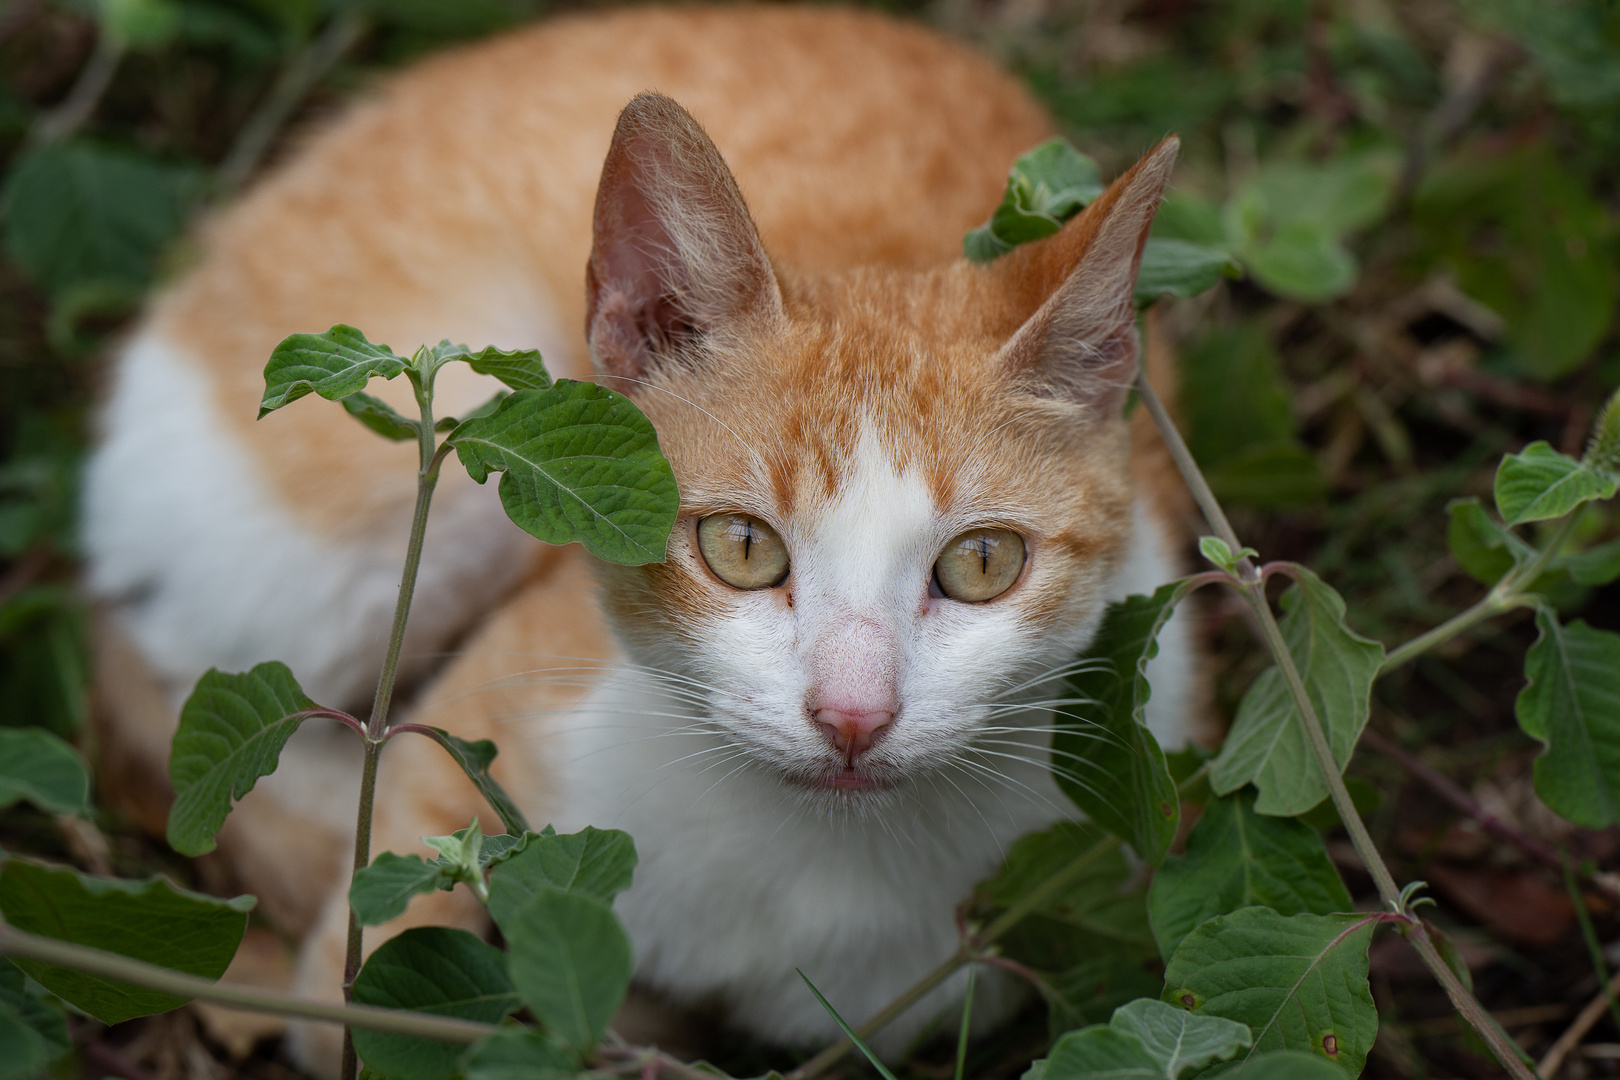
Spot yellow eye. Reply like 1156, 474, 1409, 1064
697, 514, 790, 590
934, 528, 1025, 602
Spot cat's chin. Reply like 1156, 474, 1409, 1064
790, 767, 894, 793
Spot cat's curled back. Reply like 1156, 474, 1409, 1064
85, 5, 1198, 1072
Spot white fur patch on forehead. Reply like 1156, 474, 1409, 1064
792, 423, 937, 605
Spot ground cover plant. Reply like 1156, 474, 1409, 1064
1, 0, 1619, 1078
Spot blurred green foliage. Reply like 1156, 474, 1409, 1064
1, 0, 1619, 1076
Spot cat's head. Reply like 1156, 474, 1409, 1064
584, 93, 1175, 803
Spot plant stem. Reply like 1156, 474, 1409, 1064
1358, 727, 1620, 902
218, 9, 367, 190
786, 833, 1122, 1080
341, 367, 445, 1080
33, 30, 124, 144
0, 921, 494, 1042
1135, 368, 1538, 1080
1379, 511, 1579, 674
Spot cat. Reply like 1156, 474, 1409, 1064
83, 4, 1197, 1072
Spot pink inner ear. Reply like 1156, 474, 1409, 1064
993, 137, 1178, 414
585, 93, 783, 385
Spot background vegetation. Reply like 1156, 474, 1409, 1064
1, 0, 1618, 1077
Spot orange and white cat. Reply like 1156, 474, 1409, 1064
85, 4, 1195, 1071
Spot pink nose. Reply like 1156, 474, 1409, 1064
813, 708, 894, 764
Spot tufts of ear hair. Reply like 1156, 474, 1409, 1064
585, 92, 785, 387
993, 136, 1180, 416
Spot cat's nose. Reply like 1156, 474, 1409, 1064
813, 708, 893, 764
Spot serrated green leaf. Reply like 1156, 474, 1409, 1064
504, 889, 632, 1050
1563, 536, 1620, 586
352, 927, 520, 1080
1044, 1026, 1160, 1079
1057, 582, 1188, 864
1447, 497, 1533, 585
964, 139, 1104, 262
406, 727, 530, 836
1210, 568, 1385, 816
259, 325, 409, 417
1135, 239, 1236, 302
0, 142, 201, 298
349, 852, 448, 927
440, 344, 553, 392
1209, 1051, 1347, 1079
1110, 998, 1253, 1079
167, 661, 324, 856
1162, 908, 1377, 1076
0, 960, 69, 1080
0, 856, 252, 1025
1517, 607, 1620, 826
461, 1026, 577, 1080
1148, 790, 1353, 960
449, 381, 679, 565
1495, 442, 1617, 525
342, 391, 420, 441
977, 822, 1155, 957
486, 826, 636, 931
0, 727, 90, 816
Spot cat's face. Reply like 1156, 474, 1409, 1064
585, 95, 1174, 803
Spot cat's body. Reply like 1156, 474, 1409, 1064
85, 5, 1196, 1071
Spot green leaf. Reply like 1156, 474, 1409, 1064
167, 661, 327, 856
259, 325, 410, 417
1057, 583, 1188, 864
1148, 790, 1353, 960
437, 391, 510, 432
0, 727, 91, 816
406, 727, 530, 836
448, 381, 680, 566
1447, 497, 1533, 585
1198, 536, 1257, 575
978, 823, 1154, 954
503, 890, 632, 1051
1162, 908, 1377, 1077
1135, 239, 1236, 302
1224, 154, 1394, 303
349, 852, 448, 927
0, 856, 253, 1025
1563, 537, 1620, 587
1109, 998, 1253, 1078
101, 0, 181, 48
1213, 1051, 1347, 1079
1210, 568, 1385, 816
487, 826, 636, 930
963, 139, 1104, 262
0, 960, 69, 1080
352, 927, 520, 1080
1413, 147, 1615, 380
1516, 607, 1620, 826
424, 818, 486, 884
342, 391, 420, 441
1495, 442, 1617, 526
439, 344, 553, 392
0, 141, 201, 298
461, 1027, 578, 1080
798, 970, 901, 1080
1043, 1026, 1160, 1080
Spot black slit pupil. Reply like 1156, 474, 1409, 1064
742, 523, 752, 560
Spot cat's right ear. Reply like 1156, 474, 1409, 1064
586, 93, 784, 386
990, 136, 1179, 416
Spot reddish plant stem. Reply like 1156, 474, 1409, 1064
1359, 727, 1620, 904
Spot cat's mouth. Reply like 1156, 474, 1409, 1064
797, 766, 893, 792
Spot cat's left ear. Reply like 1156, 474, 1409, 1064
586, 92, 784, 387
992, 136, 1179, 415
